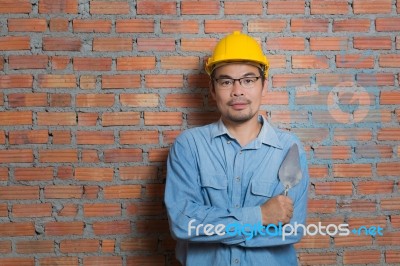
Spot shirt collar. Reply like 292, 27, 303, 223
210, 115, 283, 149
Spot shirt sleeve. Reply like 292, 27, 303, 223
164, 132, 261, 245
238, 139, 309, 247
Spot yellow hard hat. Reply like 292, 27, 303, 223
205, 31, 269, 77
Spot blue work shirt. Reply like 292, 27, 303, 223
165, 115, 309, 266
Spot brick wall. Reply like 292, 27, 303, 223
0, 0, 399, 265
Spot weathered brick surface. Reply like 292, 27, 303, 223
0, 0, 399, 265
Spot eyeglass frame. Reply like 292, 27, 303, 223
212, 76, 262, 89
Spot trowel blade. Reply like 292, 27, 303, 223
278, 143, 303, 195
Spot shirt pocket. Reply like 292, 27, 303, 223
247, 180, 278, 205
199, 174, 228, 207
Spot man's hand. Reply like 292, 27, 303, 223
260, 195, 293, 225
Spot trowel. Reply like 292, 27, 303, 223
278, 143, 303, 196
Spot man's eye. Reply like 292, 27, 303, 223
242, 78, 256, 84
220, 79, 233, 86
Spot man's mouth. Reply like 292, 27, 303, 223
228, 99, 250, 110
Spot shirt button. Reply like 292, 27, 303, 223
234, 258, 240, 264
239, 151, 243, 154
227, 141, 231, 144
235, 176, 240, 182
235, 204, 240, 208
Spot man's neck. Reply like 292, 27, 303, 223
223, 116, 262, 147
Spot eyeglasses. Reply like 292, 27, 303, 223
213, 76, 261, 89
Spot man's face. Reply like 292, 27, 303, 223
210, 63, 267, 125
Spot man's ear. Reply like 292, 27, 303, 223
261, 78, 268, 96
209, 79, 216, 100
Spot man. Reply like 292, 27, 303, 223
165, 31, 309, 266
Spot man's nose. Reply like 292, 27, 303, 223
231, 80, 244, 96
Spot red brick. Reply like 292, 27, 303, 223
205, 20, 243, 33
45, 185, 82, 199
144, 184, 165, 198
0, 167, 7, 181
0, 149, 33, 163
0, 186, 38, 200
333, 19, 370, 32
12, 203, 52, 218
354, 0, 391, 14
119, 166, 158, 181
145, 112, 182, 126
116, 19, 154, 33
0, 222, 35, 236
354, 36, 391, 50
127, 201, 164, 216
187, 74, 209, 88
57, 204, 78, 217
315, 181, 353, 195
334, 234, 372, 247
137, 0, 176, 14
296, 91, 331, 105
84, 203, 121, 217
57, 166, 73, 180
120, 237, 158, 251
14, 167, 52, 181
84, 256, 122, 266
357, 73, 395, 87
267, 37, 305, 51
0, 0, 31, 14
0, 74, 33, 88
9, 129, 47, 145
93, 220, 131, 235
102, 112, 141, 126
73, 57, 112, 71
181, 37, 217, 52
77, 131, 114, 145
0, 36, 30, 50
117, 56, 156, 71
268, 0, 305, 14
376, 18, 400, 31
338, 199, 376, 212
81, 150, 99, 163
8, 18, 47, 32
386, 250, 400, 264
49, 18, 69, 32
334, 128, 372, 141
377, 162, 400, 176
187, 112, 220, 126
348, 216, 386, 229
356, 145, 392, 158
310, 37, 348, 50
75, 167, 113, 182
9, 93, 47, 107
79, 75, 96, 89
38, 74, 76, 88
308, 165, 328, 179
16, 240, 54, 254
51, 56, 70, 70
104, 149, 142, 163
0, 258, 34, 265
248, 19, 286, 33
291, 18, 329, 32
381, 197, 400, 211
76, 94, 115, 107
161, 56, 199, 70
101, 239, 115, 253
90, 1, 130, 14
136, 219, 169, 234
311, 0, 349, 14
39, 149, 78, 163
0, 204, 7, 217
126, 255, 165, 266
162, 130, 181, 145
93, 37, 132, 52
39, 0, 78, 13
298, 252, 337, 265
269, 110, 308, 124
358, 180, 394, 194
120, 94, 159, 107
43, 37, 81, 51
102, 74, 140, 89
45, 221, 84, 236
166, 93, 204, 108
292, 55, 329, 69
148, 148, 169, 162
0, 240, 11, 253
120, 130, 158, 145
78, 113, 98, 126
50, 94, 71, 107
272, 74, 310, 87
145, 74, 183, 88
161, 20, 198, 33
379, 54, 400, 67
307, 199, 336, 213
73, 19, 111, 33
378, 128, 400, 140
103, 185, 141, 199
316, 73, 353, 86
314, 146, 352, 160
336, 54, 374, 68
8, 55, 49, 70
60, 239, 99, 253
181, 0, 219, 15
344, 250, 381, 264
295, 234, 330, 249
40, 257, 78, 266
37, 112, 76, 126
224, 1, 262, 14
137, 38, 175, 52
